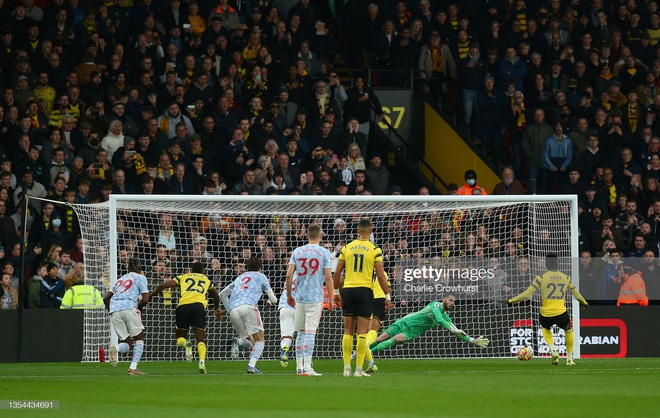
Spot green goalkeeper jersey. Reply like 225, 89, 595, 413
398, 301, 470, 342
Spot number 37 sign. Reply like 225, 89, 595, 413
373, 89, 412, 143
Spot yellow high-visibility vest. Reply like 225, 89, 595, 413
60, 285, 104, 309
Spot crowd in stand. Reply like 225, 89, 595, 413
0, 0, 659, 308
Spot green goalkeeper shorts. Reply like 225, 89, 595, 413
384, 319, 426, 342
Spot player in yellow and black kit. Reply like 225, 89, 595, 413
362, 271, 393, 373
504, 253, 588, 366
334, 217, 390, 377
149, 262, 222, 374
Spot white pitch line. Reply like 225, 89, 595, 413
2, 368, 659, 379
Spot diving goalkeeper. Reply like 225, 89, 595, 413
370, 294, 489, 353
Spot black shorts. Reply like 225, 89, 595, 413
175, 303, 206, 330
372, 298, 386, 323
539, 312, 571, 331
342, 287, 374, 318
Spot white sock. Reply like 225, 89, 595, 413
295, 332, 305, 370
239, 338, 253, 351
303, 331, 316, 369
281, 337, 292, 350
117, 342, 130, 353
248, 341, 264, 368
130, 340, 144, 369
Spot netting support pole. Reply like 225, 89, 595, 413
108, 197, 118, 347
569, 195, 581, 359
16, 191, 29, 362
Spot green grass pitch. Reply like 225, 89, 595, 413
1, 358, 659, 418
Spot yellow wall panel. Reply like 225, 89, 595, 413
424, 103, 500, 194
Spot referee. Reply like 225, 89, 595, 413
334, 217, 390, 377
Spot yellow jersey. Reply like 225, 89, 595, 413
510, 270, 587, 317
174, 273, 214, 308
339, 239, 383, 289
372, 271, 390, 299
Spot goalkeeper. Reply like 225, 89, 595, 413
370, 294, 489, 353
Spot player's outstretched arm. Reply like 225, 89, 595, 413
471, 336, 489, 348
449, 326, 467, 337
137, 292, 149, 309
266, 289, 278, 305
569, 285, 589, 307
285, 263, 296, 307
505, 283, 538, 304
102, 291, 114, 311
208, 287, 222, 319
149, 279, 178, 299
375, 261, 390, 296
323, 267, 334, 311
333, 259, 345, 291
219, 285, 232, 311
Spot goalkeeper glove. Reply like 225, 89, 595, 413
581, 301, 589, 310
473, 336, 489, 348
499, 299, 512, 305
449, 326, 467, 337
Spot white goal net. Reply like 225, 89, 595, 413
34, 195, 580, 362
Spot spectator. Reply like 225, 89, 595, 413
543, 120, 573, 193
458, 169, 488, 195
42, 127, 73, 166
492, 166, 526, 195
523, 108, 554, 194
616, 263, 649, 306
640, 249, 660, 303
459, 42, 486, 130
168, 162, 200, 194
157, 101, 196, 139
27, 264, 47, 308
57, 250, 75, 283
577, 134, 608, 178
499, 46, 527, 93
476, 74, 505, 164
560, 167, 586, 196
231, 169, 262, 195
343, 75, 384, 143
0, 272, 18, 310
419, 30, 456, 101
364, 154, 389, 195
48, 148, 71, 186
40, 262, 65, 308
506, 89, 527, 176
616, 198, 646, 248
101, 120, 125, 160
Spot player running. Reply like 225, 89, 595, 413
503, 253, 588, 366
334, 217, 390, 377
149, 262, 221, 374
104, 259, 149, 375
220, 257, 277, 374
370, 295, 489, 353
285, 223, 335, 376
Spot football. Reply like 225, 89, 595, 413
517, 346, 533, 361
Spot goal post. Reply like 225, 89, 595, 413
40, 194, 580, 362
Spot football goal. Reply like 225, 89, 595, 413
30, 195, 580, 362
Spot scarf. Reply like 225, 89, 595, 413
628, 105, 638, 133
431, 46, 443, 72
457, 42, 469, 60
316, 94, 329, 116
